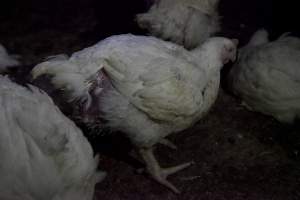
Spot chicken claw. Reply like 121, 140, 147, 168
139, 148, 193, 193
158, 138, 177, 150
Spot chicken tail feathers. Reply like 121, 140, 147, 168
31, 54, 69, 80
31, 55, 89, 102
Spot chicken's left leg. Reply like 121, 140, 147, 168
139, 147, 193, 193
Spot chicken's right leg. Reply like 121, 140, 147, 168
139, 147, 193, 193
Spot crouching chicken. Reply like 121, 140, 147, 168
136, 0, 220, 49
228, 29, 300, 124
0, 76, 105, 200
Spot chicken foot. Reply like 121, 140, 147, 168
158, 138, 177, 150
139, 147, 193, 193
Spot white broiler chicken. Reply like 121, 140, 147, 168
0, 43, 20, 73
228, 29, 300, 123
31, 34, 237, 193
0, 76, 105, 200
136, 0, 220, 49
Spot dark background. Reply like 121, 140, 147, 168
1, 0, 300, 199
1, 0, 299, 44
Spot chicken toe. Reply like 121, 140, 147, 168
158, 138, 177, 150
139, 148, 193, 193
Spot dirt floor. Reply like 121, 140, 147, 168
1, 0, 300, 199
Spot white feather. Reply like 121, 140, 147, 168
0, 76, 105, 200
136, 0, 220, 49
31, 34, 237, 147
31, 54, 102, 102
228, 29, 300, 123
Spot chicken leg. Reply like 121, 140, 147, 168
158, 138, 177, 150
139, 147, 193, 193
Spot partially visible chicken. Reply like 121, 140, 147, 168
228, 29, 300, 123
31, 34, 237, 193
136, 0, 220, 49
0, 76, 105, 200
0, 44, 20, 73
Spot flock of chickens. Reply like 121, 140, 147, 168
0, 0, 300, 199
